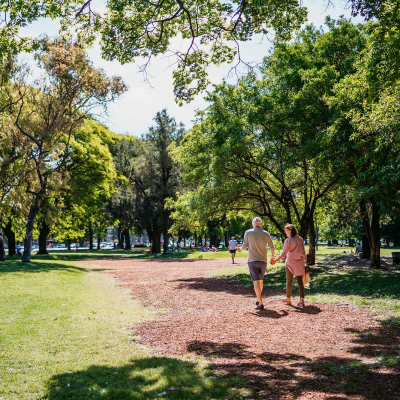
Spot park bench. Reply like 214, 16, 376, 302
392, 252, 400, 265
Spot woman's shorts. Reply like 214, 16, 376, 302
229, 249, 236, 254
248, 261, 267, 281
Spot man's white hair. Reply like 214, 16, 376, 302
252, 217, 263, 227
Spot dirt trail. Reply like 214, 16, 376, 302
79, 258, 400, 400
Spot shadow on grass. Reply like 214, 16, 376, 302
218, 264, 400, 300
31, 249, 201, 262
44, 356, 238, 400
185, 318, 400, 399
0, 259, 87, 273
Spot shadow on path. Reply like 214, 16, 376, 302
186, 319, 400, 399
173, 276, 271, 298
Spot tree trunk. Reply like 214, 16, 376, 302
162, 229, 169, 253
97, 235, 101, 250
38, 219, 50, 255
3, 220, 16, 257
308, 219, 316, 266
88, 222, 93, 250
151, 231, 161, 254
360, 199, 370, 259
22, 197, 41, 262
360, 198, 380, 266
369, 199, 381, 268
67, 239, 71, 251
224, 231, 229, 248
124, 228, 131, 250
118, 228, 124, 249
0, 234, 6, 261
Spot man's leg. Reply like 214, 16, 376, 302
231, 252, 235, 263
253, 280, 263, 304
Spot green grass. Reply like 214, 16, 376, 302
0, 259, 241, 400
22, 243, 399, 263
211, 249, 400, 319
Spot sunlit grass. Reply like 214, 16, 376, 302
0, 259, 243, 400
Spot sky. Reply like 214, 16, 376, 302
20, 0, 359, 136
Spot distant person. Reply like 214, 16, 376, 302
272, 224, 308, 308
16, 243, 22, 256
241, 217, 275, 310
355, 242, 362, 255
228, 236, 238, 264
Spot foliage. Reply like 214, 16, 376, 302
50, 120, 118, 243
3, 38, 125, 261
134, 110, 184, 252
1, 0, 308, 103
171, 19, 366, 260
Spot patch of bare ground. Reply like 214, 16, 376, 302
319, 254, 396, 271
79, 258, 400, 400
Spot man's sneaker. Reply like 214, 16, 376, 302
256, 304, 264, 310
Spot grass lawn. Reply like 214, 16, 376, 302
0, 259, 241, 400
30, 243, 399, 262
211, 246, 400, 321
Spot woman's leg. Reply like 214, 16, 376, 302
286, 267, 293, 299
296, 276, 305, 299
296, 276, 305, 307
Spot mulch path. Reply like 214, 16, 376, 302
80, 258, 400, 400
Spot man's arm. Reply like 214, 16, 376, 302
241, 233, 248, 251
266, 234, 275, 257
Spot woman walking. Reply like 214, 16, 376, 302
272, 224, 308, 307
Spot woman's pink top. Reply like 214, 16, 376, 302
279, 235, 306, 276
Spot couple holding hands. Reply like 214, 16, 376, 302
242, 217, 309, 309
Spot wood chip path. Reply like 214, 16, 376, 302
80, 258, 400, 400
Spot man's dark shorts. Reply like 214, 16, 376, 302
229, 249, 236, 254
248, 261, 267, 281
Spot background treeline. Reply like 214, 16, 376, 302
0, 39, 185, 261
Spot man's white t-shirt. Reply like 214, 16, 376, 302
229, 239, 237, 250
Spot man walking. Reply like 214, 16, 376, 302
241, 217, 275, 310
228, 236, 237, 264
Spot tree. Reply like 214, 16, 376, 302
0, 56, 31, 259
133, 110, 184, 253
328, 14, 400, 267
109, 135, 142, 250
172, 19, 365, 264
0, 233, 5, 261
8, 38, 125, 262
38, 120, 118, 252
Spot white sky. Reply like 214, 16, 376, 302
20, 0, 358, 136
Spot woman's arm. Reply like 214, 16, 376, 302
301, 238, 306, 260
274, 238, 289, 263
